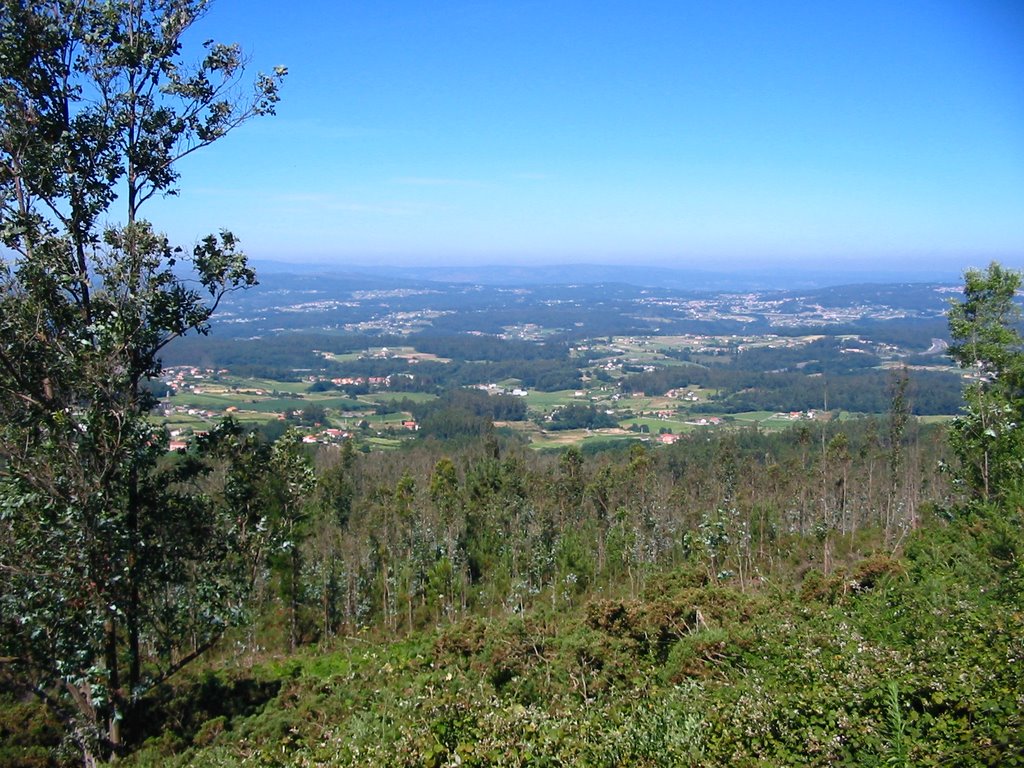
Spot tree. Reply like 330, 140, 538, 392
947, 262, 1024, 501
429, 456, 466, 618
0, 1, 284, 762
304, 440, 358, 637
267, 429, 315, 650
886, 366, 911, 538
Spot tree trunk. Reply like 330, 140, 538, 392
127, 463, 141, 692
104, 618, 122, 758
289, 546, 299, 650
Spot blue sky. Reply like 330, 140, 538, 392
150, 0, 1024, 274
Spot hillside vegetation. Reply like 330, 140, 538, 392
4, 412, 1023, 765
9, 485, 1018, 766
116, 508, 1022, 767
4, 261, 1024, 765
1, 2, 1022, 763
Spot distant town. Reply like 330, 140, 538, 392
156, 271, 970, 452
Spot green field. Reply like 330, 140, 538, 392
366, 391, 438, 405
365, 436, 403, 450
247, 378, 310, 393
241, 396, 364, 413
520, 389, 586, 413
169, 392, 239, 408
376, 412, 413, 425
730, 410, 794, 426
161, 375, 420, 447
320, 351, 363, 363
162, 367, 951, 454
622, 416, 695, 431
161, 414, 210, 430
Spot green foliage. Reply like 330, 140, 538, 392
0, 0, 282, 761
110, 506, 1024, 767
947, 262, 1024, 500
7, 253, 1024, 764
546, 401, 619, 431
0, 693, 70, 767
882, 681, 909, 768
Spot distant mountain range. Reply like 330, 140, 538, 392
249, 260, 969, 291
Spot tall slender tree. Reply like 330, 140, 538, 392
947, 262, 1024, 501
0, 1, 283, 762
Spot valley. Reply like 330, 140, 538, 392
158, 270, 965, 452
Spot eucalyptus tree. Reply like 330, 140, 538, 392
0, 1, 283, 761
886, 367, 911, 538
947, 262, 1024, 501
429, 456, 467, 617
268, 429, 316, 650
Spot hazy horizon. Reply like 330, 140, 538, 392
245, 255, 986, 292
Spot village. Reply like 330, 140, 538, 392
157, 324, 842, 454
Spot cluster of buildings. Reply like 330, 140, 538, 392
162, 366, 226, 392
666, 389, 701, 401
301, 428, 351, 444
775, 410, 818, 421
474, 383, 529, 397
326, 376, 390, 387
686, 416, 724, 427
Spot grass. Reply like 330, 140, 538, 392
320, 352, 363, 363
162, 415, 210, 430
323, 347, 451, 364
227, 377, 311, 394
377, 413, 414, 425
366, 436, 403, 450
110, 510, 1024, 768
240, 396, 361, 413
525, 426, 638, 450
520, 390, 584, 413
619, 417, 696, 434
367, 392, 438, 405
162, 368, 955, 457
169, 392, 238, 408
171, 390, 364, 414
